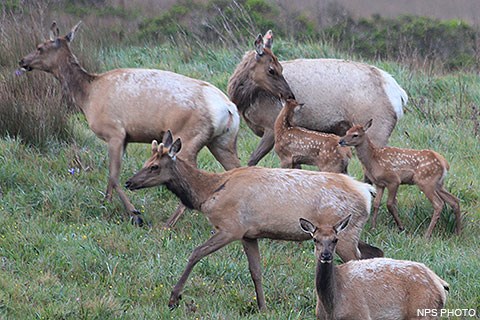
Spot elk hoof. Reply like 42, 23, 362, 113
130, 212, 144, 227
168, 294, 182, 310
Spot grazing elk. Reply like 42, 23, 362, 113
125, 130, 383, 311
300, 215, 449, 320
339, 119, 461, 238
228, 30, 408, 166
18, 21, 241, 226
274, 99, 351, 173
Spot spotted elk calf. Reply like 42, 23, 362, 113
274, 99, 351, 173
339, 119, 461, 238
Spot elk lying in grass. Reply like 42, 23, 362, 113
300, 215, 449, 320
19, 21, 241, 226
228, 30, 408, 166
125, 130, 383, 311
274, 99, 351, 173
339, 119, 461, 238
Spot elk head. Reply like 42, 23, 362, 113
339, 119, 373, 147
299, 214, 352, 263
18, 21, 81, 73
125, 130, 182, 191
251, 30, 295, 100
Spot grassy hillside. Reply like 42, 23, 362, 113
0, 36, 479, 319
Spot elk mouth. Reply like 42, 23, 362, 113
18, 59, 33, 72
125, 180, 146, 191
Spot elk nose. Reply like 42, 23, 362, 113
125, 180, 133, 189
339, 139, 346, 146
320, 252, 333, 263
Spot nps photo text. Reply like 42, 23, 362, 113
417, 309, 477, 317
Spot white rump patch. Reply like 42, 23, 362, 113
379, 69, 408, 119
203, 85, 240, 137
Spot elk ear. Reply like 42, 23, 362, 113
65, 21, 82, 43
151, 140, 159, 155
263, 30, 273, 49
254, 34, 264, 59
168, 138, 182, 159
162, 130, 174, 149
334, 214, 352, 234
363, 119, 373, 132
299, 218, 316, 237
49, 21, 59, 41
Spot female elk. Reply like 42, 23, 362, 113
300, 215, 449, 320
274, 99, 351, 173
18, 21, 241, 226
228, 30, 408, 166
125, 131, 383, 311
339, 119, 461, 238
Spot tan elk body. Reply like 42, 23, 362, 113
274, 99, 351, 173
125, 131, 383, 311
228, 31, 408, 166
300, 215, 449, 320
339, 119, 461, 238
19, 22, 241, 225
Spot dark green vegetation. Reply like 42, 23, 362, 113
0, 1, 479, 319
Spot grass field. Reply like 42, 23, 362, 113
0, 23, 479, 320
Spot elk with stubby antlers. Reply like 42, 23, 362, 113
18, 21, 242, 226
339, 119, 461, 238
300, 214, 449, 320
274, 99, 351, 173
125, 130, 383, 311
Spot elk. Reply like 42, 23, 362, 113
228, 30, 408, 166
274, 98, 351, 173
300, 215, 449, 320
339, 119, 461, 238
125, 130, 383, 311
18, 21, 241, 226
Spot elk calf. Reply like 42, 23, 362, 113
125, 131, 383, 311
300, 215, 449, 320
339, 119, 461, 238
274, 99, 351, 173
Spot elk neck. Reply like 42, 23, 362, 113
352, 136, 379, 173
315, 260, 338, 317
53, 54, 95, 110
164, 158, 225, 210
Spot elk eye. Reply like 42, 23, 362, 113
268, 67, 275, 75
150, 165, 159, 171
312, 238, 318, 243
332, 238, 338, 244
352, 134, 358, 138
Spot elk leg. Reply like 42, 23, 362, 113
386, 184, 404, 231
371, 186, 384, 229
207, 137, 241, 170
107, 138, 143, 226
421, 185, 446, 238
241, 238, 266, 311
437, 186, 462, 235
164, 203, 186, 229
168, 231, 236, 309
248, 129, 275, 166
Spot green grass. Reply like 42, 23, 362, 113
0, 41, 479, 319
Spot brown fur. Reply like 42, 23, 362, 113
274, 99, 351, 173
19, 21, 241, 226
228, 31, 408, 166
125, 131, 383, 311
339, 119, 461, 238
300, 216, 449, 320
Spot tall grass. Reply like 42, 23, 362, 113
0, 2, 479, 319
